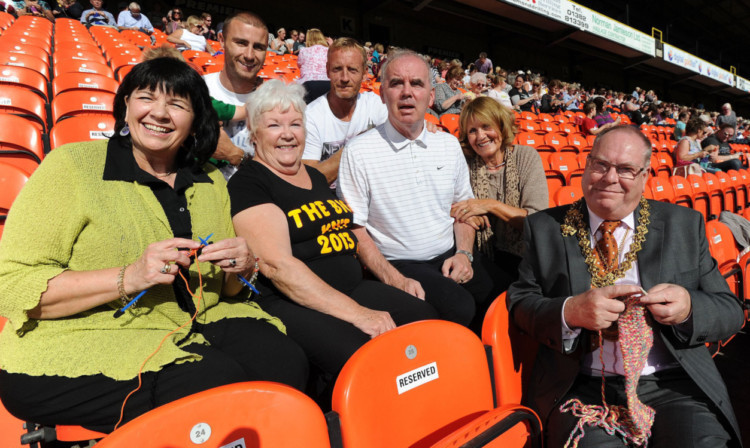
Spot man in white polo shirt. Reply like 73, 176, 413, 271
338, 49, 499, 327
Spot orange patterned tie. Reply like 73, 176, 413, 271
596, 220, 621, 342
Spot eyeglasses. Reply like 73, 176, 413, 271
586, 156, 647, 180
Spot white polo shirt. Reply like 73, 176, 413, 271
337, 120, 474, 261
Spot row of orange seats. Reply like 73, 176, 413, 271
0, 296, 542, 447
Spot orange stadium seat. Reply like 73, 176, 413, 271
554, 185, 583, 206
482, 292, 539, 406
647, 177, 675, 203
653, 152, 673, 179
547, 152, 579, 185
517, 119, 540, 133
116, 64, 135, 81
669, 175, 693, 209
95, 382, 330, 448
0, 114, 45, 175
0, 50, 49, 80
541, 132, 566, 152
519, 111, 536, 121
53, 49, 108, 66
558, 121, 576, 136
703, 172, 725, 219
516, 131, 543, 149
715, 171, 738, 213
2, 42, 49, 64
54, 34, 98, 49
538, 121, 559, 134
52, 72, 119, 97
51, 91, 115, 124
0, 161, 30, 215
120, 29, 152, 48
566, 132, 587, 152
0, 65, 48, 101
109, 54, 141, 78
0, 33, 51, 57
733, 169, 750, 211
330, 320, 542, 448
439, 113, 460, 137
53, 59, 114, 78
50, 115, 115, 149
705, 221, 746, 307
0, 84, 49, 132
182, 49, 212, 61
0, 11, 14, 29
686, 174, 712, 221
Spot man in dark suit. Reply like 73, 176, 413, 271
508, 125, 744, 447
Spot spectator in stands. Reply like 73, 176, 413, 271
592, 96, 620, 128
297, 28, 330, 104
228, 79, 436, 391
509, 74, 535, 112
0, 58, 309, 433
434, 65, 469, 117
14, 0, 55, 20
301, 37, 385, 184
203, 11, 269, 178
717, 103, 737, 133
632, 86, 642, 101
703, 123, 743, 172
338, 49, 503, 330
80, 0, 115, 27
581, 100, 619, 136
167, 15, 208, 52
269, 27, 288, 54
474, 51, 493, 74
285, 29, 298, 53
52, 0, 83, 19
452, 97, 548, 291
673, 111, 688, 140
199, 13, 216, 40
116, 2, 153, 34
563, 83, 581, 111
674, 117, 714, 172
540, 79, 565, 114
486, 73, 512, 108
292, 31, 305, 55
508, 125, 743, 448
466, 72, 488, 100
163, 8, 182, 34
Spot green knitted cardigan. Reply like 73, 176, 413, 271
0, 140, 284, 381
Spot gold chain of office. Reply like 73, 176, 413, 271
560, 197, 650, 288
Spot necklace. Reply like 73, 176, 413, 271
152, 170, 174, 178
486, 161, 506, 170
561, 197, 650, 288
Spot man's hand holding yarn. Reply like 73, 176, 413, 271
564, 284, 643, 330
641, 283, 692, 325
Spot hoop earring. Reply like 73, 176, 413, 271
119, 124, 130, 137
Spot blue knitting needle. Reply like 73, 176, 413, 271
198, 233, 259, 295
114, 289, 148, 318
114, 233, 215, 318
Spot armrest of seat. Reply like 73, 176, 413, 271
431, 405, 542, 448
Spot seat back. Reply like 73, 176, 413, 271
0, 50, 49, 80
0, 114, 45, 175
481, 293, 539, 406
51, 91, 115, 124
332, 320, 495, 448
50, 115, 116, 150
0, 162, 31, 214
647, 177, 676, 203
554, 185, 582, 206
0, 65, 48, 101
669, 175, 693, 208
0, 84, 49, 131
439, 113, 460, 137
706, 221, 740, 270
96, 382, 330, 448
52, 72, 119, 97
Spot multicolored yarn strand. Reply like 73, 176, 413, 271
560, 296, 655, 447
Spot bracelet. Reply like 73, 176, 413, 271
117, 265, 131, 306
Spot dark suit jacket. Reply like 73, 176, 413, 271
507, 200, 744, 445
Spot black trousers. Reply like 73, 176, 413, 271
546, 369, 733, 447
391, 249, 506, 332
0, 318, 308, 433
256, 279, 437, 377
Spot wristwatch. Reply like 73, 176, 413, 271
456, 249, 473, 263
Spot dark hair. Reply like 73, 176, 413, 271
113, 58, 219, 167
685, 117, 706, 135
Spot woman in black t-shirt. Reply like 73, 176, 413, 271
227, 80, 437, 385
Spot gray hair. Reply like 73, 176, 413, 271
470, 72, 487, 86
245, 79, 306, 138
592, 125, 652, 166
380, 49, 432, 87
128, 2, 140, 11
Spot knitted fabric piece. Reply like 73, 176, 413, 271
560, 295, 655, 447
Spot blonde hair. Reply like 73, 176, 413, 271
185, 15, 203, 29
142, 45, 185, 62
306, 28, 327, 47
459, 97, 516, 158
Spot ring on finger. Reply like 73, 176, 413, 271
463, 208, 469, 213
159, 263, 170, 274
229, 258, 237, 267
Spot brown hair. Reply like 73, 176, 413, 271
222, 11, 268, 37
445, 65, 464, 82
